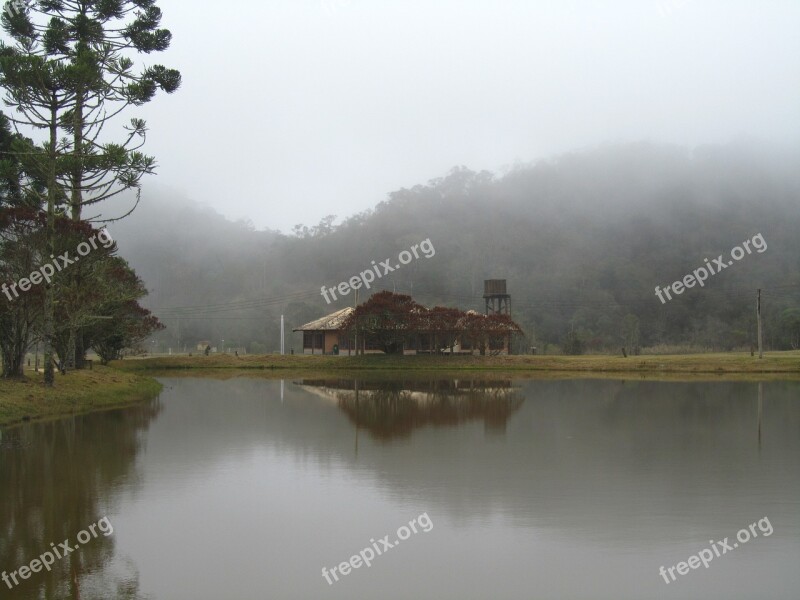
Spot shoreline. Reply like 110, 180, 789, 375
0, 366, 163, 428
2, 353, 797, 428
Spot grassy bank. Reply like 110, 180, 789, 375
0, 366, 163, 428
112, 351, 800, 375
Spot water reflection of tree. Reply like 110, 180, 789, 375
303, 379, 523, 439
0, 399, 161, 600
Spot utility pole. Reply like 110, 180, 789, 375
757, 289, 763, 359
281, 315, 285, 355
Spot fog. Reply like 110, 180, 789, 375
107, 139, 800, 353
136, 0, 800, 232
4, 0, 798, 357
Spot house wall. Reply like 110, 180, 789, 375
302, 332, 513, 355
457, 333, 513, 355
324, 333, 339, 354
300, 332, 356, 355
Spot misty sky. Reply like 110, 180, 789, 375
135, 0, 800, 232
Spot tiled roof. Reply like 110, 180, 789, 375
294, 306, 521, 332
293, 307, 354, 331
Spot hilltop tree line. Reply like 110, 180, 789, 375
0, 0, 179, 379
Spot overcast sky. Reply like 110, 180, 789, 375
135, 0, 800, 232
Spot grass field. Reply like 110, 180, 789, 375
112, 351, 800, 375
0, 366, 163, 427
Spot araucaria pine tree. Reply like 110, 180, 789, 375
0, 0, 180, 383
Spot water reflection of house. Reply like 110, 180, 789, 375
296, 379, 524, 438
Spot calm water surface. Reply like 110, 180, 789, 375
1, 377, 799, 599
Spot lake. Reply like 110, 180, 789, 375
1, 376, 798, 599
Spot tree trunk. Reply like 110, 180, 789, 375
71, 85, 85, 369
1, 348, 24, 378
43, 97, 59, 387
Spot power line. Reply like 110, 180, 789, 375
144, 282, 800, 320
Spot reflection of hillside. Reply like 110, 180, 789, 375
283, 379, 800, 542
297, 379, 523, 439
96, 378, 800, 546
0, 398, 162, 600
93, 377, 800, 558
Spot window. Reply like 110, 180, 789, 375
339, 334, 352, 350
489, 335, 506, 350
303, 332, 325, 350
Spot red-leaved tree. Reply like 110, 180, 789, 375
343, 291, 425, 354
461, 312, 522, 355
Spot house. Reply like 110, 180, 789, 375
293, 301, 520, 356
294, 307, 354, 355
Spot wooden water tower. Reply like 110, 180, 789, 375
484, 279, 510, 316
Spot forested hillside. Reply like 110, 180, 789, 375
112, 142, 800, 354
